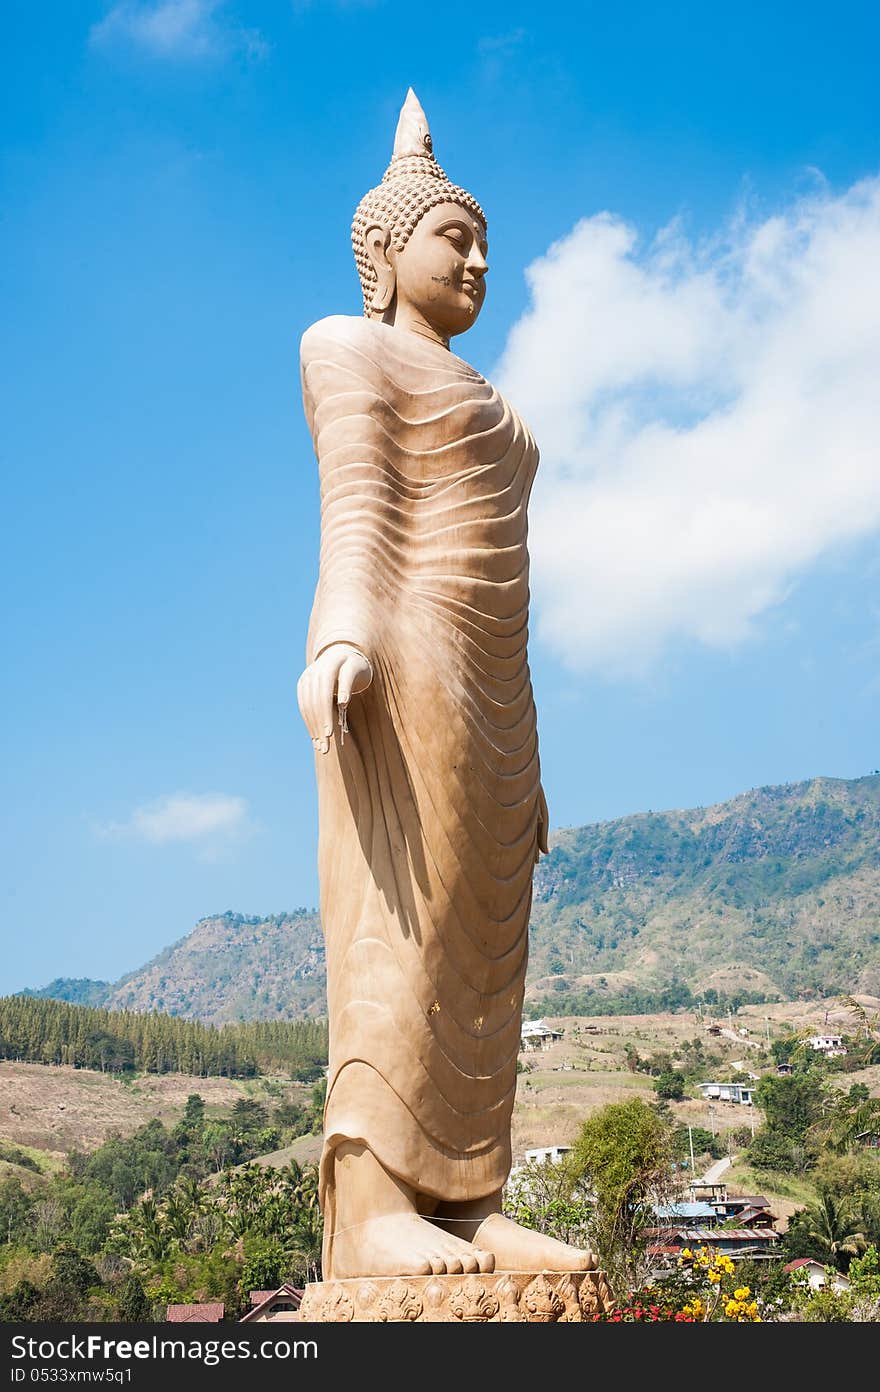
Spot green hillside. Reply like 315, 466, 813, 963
26, 775, 880, 1022
529, 774, 880, 1005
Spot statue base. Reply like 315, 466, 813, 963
298, 1270, 611, 1322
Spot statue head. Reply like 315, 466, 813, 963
352, 90, 488, 343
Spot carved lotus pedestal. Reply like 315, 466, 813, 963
298, 1270, 611, 1323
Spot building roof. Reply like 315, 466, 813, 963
735, 1208, 775, 1228
678, 1228, 778, 1242
240, 1285, 303, 1323
783, 1258, 822, 1271
724, 1195, 771, 1209
652, 1203, 718, 1221
166, 1303, 224, 1323
646, 1227, 778, 1243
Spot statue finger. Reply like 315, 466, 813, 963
300, 671, 324, 747
336, 655, 359, 708
317, 662, 337, 740
296, 671, 316, 736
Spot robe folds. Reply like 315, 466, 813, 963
300, 314, 545, 1257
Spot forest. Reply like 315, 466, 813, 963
0, 996, 329, 1080
0, 1090, 326, 1322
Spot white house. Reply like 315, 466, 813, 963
807, 1034, 848, 1057
783, 1259, 851, 1293
520, 1020, 564, 1052
524, 1145, 571, 1165
697, 1082, 754, 1105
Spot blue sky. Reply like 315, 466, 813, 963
2, 0, 878, 993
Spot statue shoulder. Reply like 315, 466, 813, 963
300, 314, 376, 366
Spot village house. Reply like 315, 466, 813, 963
697, 1081, 754, 1105
645, 1225, 780, 1264
650, 1202, 719, 1228
686, 1183, 776, 1228
239, 1285, 303, 1322
166, 1303, 224, 1323
520, 1020, 564, 1052
855, 1130, 880, 1149
783, 1259, 851, 1293
524, 1144, 572, 1165
807, 1033, 848, 1057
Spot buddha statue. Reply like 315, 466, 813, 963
297, 89, 596, 1282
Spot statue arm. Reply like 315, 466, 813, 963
297, 319, 394, 751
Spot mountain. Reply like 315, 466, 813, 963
528, 773, 880, 1006
104, 911, 326, 1024
26, 775, 880, 1022
23, 978, 112, 1008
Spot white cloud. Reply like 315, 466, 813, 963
90, 1, 267, 60
100, 792, 250, 845
496, 175, 880, 677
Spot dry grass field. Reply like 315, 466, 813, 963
0, 1062, 303, 1154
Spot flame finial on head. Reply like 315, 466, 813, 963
392, 88, 434, 160
351, 88, 486, 315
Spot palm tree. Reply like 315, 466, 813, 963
843, 996, 880, 1067
162, 1190, 195, 1247
288, 1205, 323, 1285
130, 1197, 170, 1261
805, 1193, 867, 1270
818, 1092, 880, 1154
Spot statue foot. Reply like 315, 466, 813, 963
331, 1212, 496, 1280
472, 1212, 598, 1273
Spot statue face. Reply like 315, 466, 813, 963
391, 202, 488, 340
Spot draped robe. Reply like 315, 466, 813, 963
300, 314, 544, 1270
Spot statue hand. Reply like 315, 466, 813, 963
297, 643, 373, 754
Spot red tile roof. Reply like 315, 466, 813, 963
166, 1303, 224, 1323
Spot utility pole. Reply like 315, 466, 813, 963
688, 1125, 696, 1177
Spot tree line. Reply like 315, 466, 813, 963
0, 995, 328, 1080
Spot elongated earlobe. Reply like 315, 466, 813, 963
369, 274, 395, 314
364, 223, 395, 320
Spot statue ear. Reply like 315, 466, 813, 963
364, 223, 395, 316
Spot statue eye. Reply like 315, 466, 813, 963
423, 133, 433, 152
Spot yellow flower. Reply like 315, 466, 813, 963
734, 1287, 750, 1301
707, 1269, 721, 1283
681, 1248, 694, 1259
725, 1301, 739, 1318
